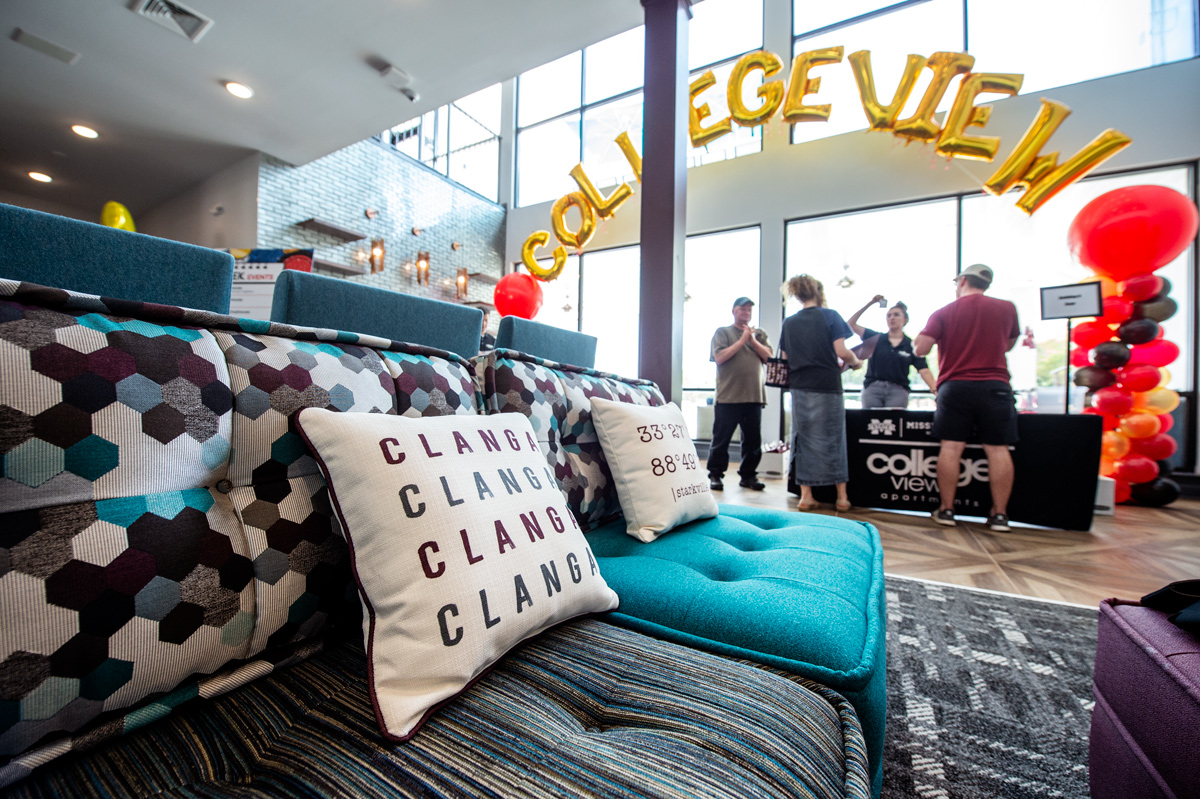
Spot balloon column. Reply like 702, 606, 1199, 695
1068, 186, 1199, 507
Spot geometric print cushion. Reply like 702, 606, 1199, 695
474, 349, 665, 529
0, 299, 234, 513
0, 487, 254, 765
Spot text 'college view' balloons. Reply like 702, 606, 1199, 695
1069, 185, 1199, 507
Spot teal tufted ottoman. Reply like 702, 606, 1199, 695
587, 503, 887, 797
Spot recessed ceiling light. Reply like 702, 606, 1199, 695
72, 124, 99, 138
29, 172, 52, 183
224, 81, 254, 99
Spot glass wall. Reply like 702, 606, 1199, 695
580, 246, 642, 377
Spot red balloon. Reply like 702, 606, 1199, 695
1068, 185, 1200, 281
1157, 412, 1175, 434
1082, 406, 1118, 431
1071, 320, 1115, 349
1092, 385, 1133, 416
1127, 339, 1180, 368
1116, 363, 1163, 393
1115, 454, 1159, 485
1097, 296, 1134, 325
1113, 478, 1132, 504
493, 273, 544, 320
1131, 433, 1178, 461
1119, 274, 1165, 303
1069, 347, 1093, 368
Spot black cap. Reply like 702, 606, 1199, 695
733, 297, 754, 308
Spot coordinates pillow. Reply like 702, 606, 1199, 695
295, 408, 619, 741
589, 397, 718, 542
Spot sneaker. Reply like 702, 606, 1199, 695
709, 477, 724, 491
932, 508, 956, 526
986, 513, 1011, 532
738, 478, 765, 490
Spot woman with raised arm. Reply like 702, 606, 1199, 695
847, 295, 937, 409
779, 275, 861, 512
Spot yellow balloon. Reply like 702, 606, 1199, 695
520, 231, 567, 281
893, 51, 975, 144
101, 201, 136, 232
550, 192, 596, 251
781, 46, 843, 125
727, 50, 786, 127
1133, 387, 1181, 415
568, 163, 632, 219
1158, 368, 1171, 388
846, 50, 926, 131
688, 70, 732, 147
935, 71, 1023, 162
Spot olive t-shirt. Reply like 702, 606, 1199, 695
711, 325, 770, 404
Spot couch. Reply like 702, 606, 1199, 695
1, 210, 884, 798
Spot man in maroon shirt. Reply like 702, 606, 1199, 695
914, 264, 1020, 532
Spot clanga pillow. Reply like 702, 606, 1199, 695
589, 397, 718, 542
295, 408, 619, 740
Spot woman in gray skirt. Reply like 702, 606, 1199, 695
779, 275, 862, 512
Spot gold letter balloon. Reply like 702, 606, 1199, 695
520, 44, 1131, 268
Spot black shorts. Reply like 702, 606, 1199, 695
932, 380, 1018, 445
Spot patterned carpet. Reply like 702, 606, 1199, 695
882, 576, 1098, 799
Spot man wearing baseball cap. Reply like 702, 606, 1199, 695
708, 296, 772, 491
914, 264, 1020, 532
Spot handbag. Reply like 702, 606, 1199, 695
765, 355, 788, 388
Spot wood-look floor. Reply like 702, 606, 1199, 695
716, 467, 1200, 606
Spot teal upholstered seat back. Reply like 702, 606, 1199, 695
0, 203, 234, 313
496, 316, 597, 369
271, 270, 483, 359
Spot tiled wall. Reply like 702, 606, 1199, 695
257, 139, 506, 330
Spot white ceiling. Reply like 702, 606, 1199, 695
0, 0, 647, 216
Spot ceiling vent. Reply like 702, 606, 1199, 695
131, 0, 214, 42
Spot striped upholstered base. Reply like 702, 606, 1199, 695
5, 620, 870, 799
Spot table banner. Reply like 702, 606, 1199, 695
799, 410, 1102, 530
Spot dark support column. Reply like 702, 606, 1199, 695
639, 0, 690, 402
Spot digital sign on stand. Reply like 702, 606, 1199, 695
1040, 281, 1104, 414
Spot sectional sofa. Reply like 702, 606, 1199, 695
0, 208, 886, 798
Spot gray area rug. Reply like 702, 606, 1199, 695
882, 576, 1098, 799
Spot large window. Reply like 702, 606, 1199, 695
682, 227, 763, 433
516, 0, 766, 207
383, 83, 501, 201
580, 247, 642, 377
792, 0, 965, 145
783, 166, 1196, 418
791, 0, 1198, 146
961, 166, 1194, 412
785, 200, 958, 406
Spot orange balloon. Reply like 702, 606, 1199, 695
1119, 411, 1162, 439
1101, 430, 1131, 460
1099, 456, 1117, 477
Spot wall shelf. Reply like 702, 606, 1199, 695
297, 218, 366, 243
313, 258, 366, 276
468, 272, 500, 285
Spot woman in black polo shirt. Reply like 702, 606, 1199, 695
847, 295, 937, 409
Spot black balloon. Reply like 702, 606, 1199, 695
1138, 297, 1177, 322
1156, 459, 1174, 478
1130, 477, 1181, 507
1091, 342, 1131, 370
1152, 277, 1173, 302
1073, 365, 1116, 389
1117, 317, 1160, 345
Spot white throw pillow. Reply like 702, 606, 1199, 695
295, 408, 619, 740
589, 398, 719, 542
